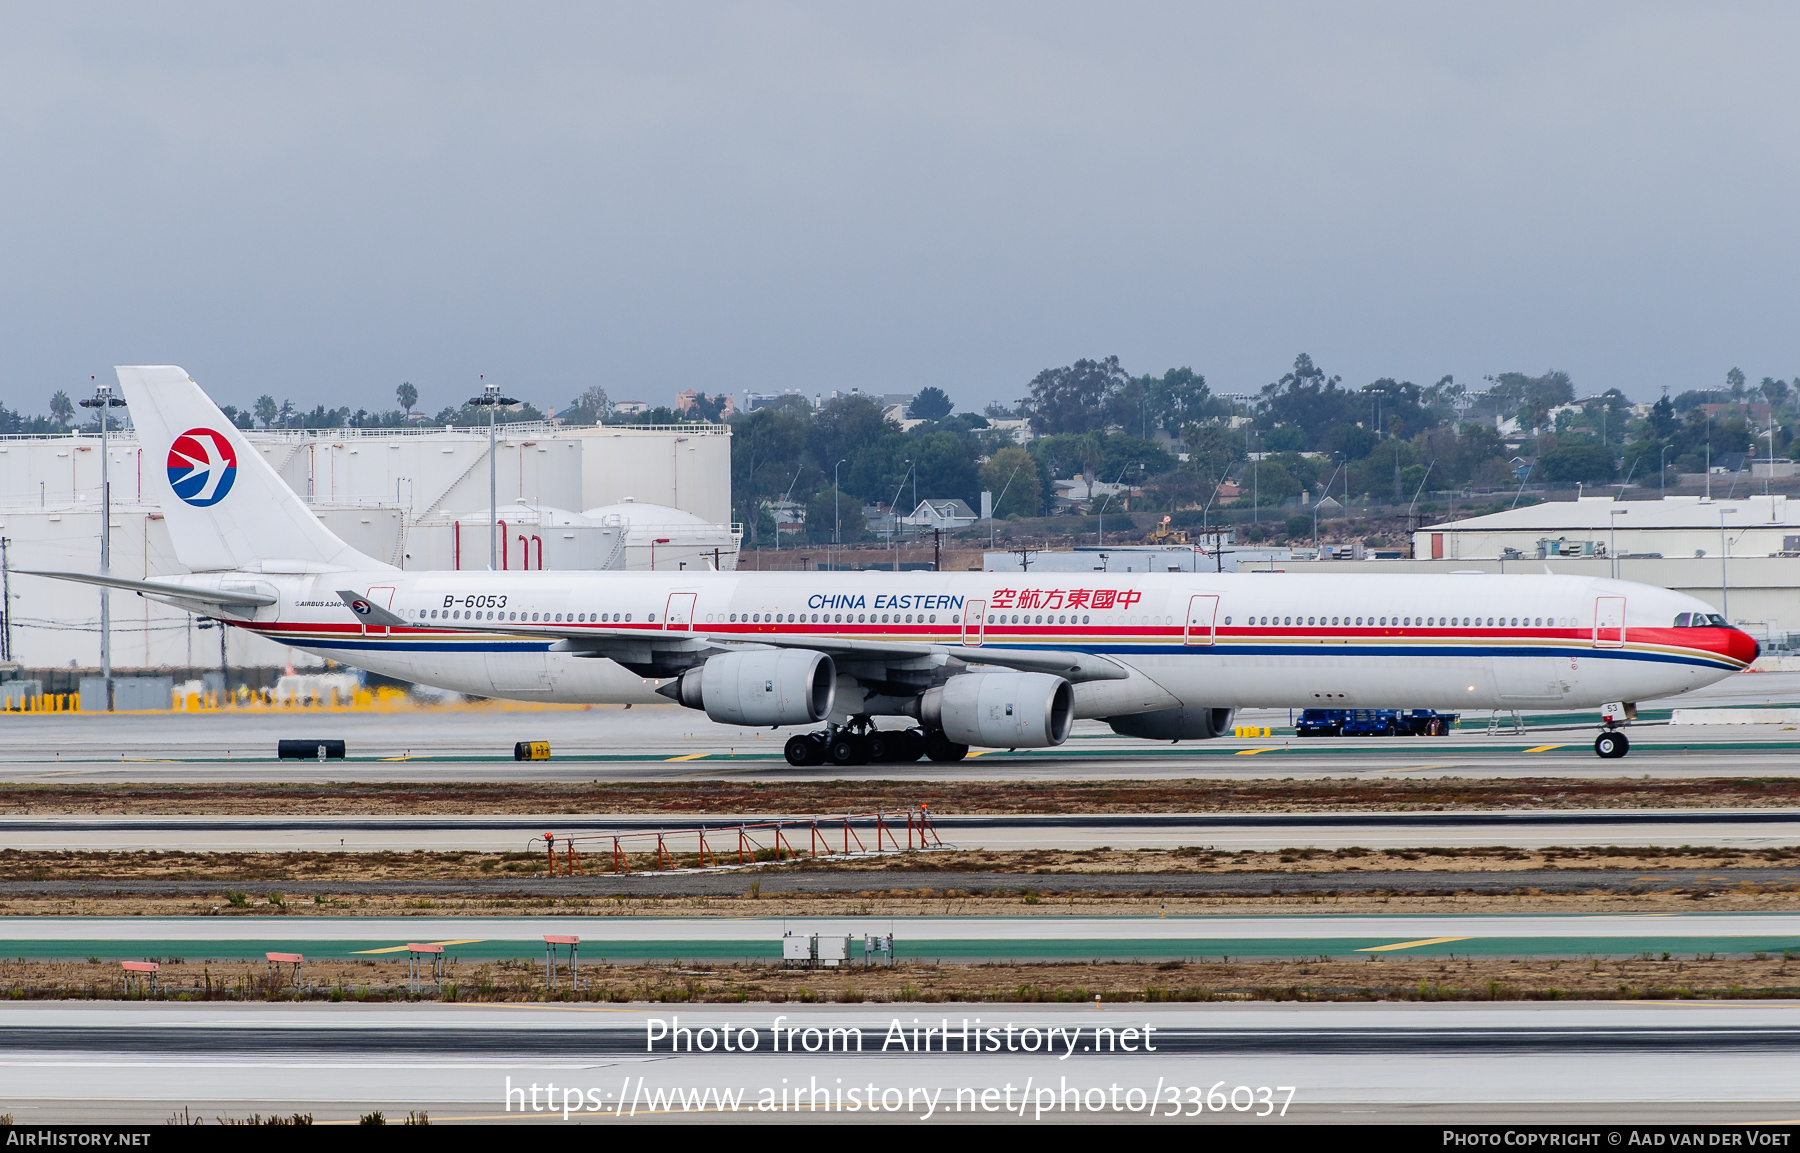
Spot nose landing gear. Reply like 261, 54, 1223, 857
1592, 701, 1635, 759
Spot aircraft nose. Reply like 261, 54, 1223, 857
1688, 624, 1761, 667
1719, 628, 1761, 667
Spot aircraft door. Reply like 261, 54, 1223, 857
1185, 594, 1219, 645
665, 592, 697, 630
1593, 597, 1626, 648
962, 599, 986, 646
366, 585, 396, 636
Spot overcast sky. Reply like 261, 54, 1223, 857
1, 2, 1796, 418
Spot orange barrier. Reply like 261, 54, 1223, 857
532, 807, 942, 876
121, 960, 159, 993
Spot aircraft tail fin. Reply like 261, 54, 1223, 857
114, 365, 389, 573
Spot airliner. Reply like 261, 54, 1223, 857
32, 367, 1758, 763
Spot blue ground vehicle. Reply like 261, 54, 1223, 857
1293, 708, 1458, 737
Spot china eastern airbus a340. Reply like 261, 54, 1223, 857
33, 366, 1759, 763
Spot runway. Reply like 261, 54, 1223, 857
7, 913, 1799, 962
0, 1001, 1794, 1123
5, 729, 1800, 783
8, 807, 1800, 852
0, 671, 1795, 783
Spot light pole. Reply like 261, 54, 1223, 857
466, 379, 518, 570
1096, 462, 1140, 547
78, 380, 127, 711
1314, 458, 1345, 556
833, 459, 846, 571
1721, 506, 1731, 619
1660, 444, 1671, 500
1608, 506, 1627, 579
988, 453, 1027, 552
775, 465, 805, 554
889, 461, 914, 571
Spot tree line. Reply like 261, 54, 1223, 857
13, 356, 1791, 543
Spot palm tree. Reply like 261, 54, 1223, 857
49, 390, 74, 428
396, 382, 418, 417
254, 395, 278, 428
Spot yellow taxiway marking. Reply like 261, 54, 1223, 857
1523, 745, 1564, 753
665, 753, 710, 762
965, 750, 989, 758
351, 938, 486, 955
1234, 748, 1277, 755
1358, 936, 1471, 953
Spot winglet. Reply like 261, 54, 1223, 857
335, 590, 408, 628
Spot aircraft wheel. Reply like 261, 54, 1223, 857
827, 733, 869, 766
900, 729, 927, 761
925, 731, 969, 762
785, 735, 824, 767
1594, 731, 1629, 759
865, 731, 898, 763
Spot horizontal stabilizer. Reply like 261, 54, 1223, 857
18, 570, 275, 607
334, 590, 409, 628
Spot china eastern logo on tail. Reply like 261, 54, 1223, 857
166, 428, 238, 507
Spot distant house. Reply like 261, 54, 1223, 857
1698, 403, 1772, 424
984, 417, 1035, 443
863, 503, 898, 536
1510, 456, 1534, 480
675, 390, 735, 417
1054, 477, 1132, 504
614, 401, 650, 416
901, 499, 979, 529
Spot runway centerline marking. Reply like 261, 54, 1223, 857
351, 938, 486, 955
1358, 936, 1472, 952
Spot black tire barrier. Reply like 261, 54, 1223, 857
277, 739, 345, 761
514, 741, 551, 761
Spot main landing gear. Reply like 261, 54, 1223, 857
783, 723, 969, 766
1594, 730, 1630, 759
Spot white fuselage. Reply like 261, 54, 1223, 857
197, 568, 1750, 718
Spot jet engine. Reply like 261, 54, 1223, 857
1105, 705, 1235, 741
920, 671, 1073, 749
661, 650, 835, 727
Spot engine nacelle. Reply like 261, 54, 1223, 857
921, 672, 1073, 749
1105, 706, 1235, 741
663, 650, 835, 727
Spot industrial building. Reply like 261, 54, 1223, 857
0, 420, 738, 670
1412, 495, 1800, 563
1375, 493, 1800, 636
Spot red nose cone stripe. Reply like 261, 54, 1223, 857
1725, 628, 1761, 666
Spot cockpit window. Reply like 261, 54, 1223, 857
1674, 612, 1731, 627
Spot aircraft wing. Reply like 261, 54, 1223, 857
19, 570, 276, 608
420, 617, 1129, 684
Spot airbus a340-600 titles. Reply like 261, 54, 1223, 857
31, 367, 1758, 764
